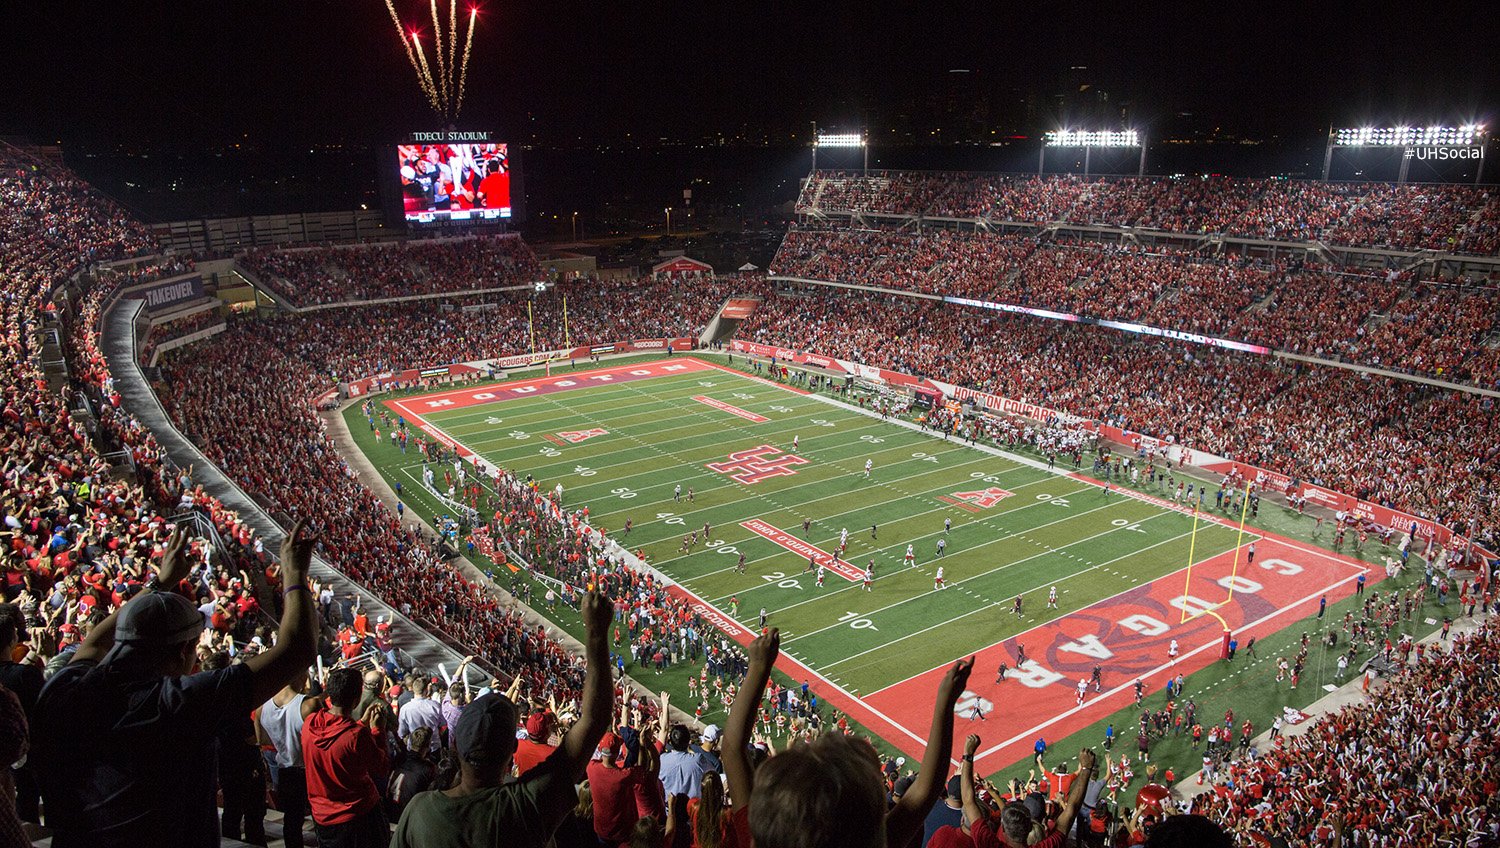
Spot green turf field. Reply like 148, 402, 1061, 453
404, 360, 1253, 692
345, 352, 1446, 782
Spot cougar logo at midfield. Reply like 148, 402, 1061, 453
706, 445, 808, 484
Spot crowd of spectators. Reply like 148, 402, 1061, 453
797, 170, 1500, 254
240, 236, 543, 305
1190, 619, 1500, 846
5, 141, 1497, 846
744, 285, 1500, 543
770, 222, 1500, 386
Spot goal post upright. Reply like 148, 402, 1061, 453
1225, 479, 1253, 604
1178, 502, 1202, 624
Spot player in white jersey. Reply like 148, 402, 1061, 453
792, 434, 799, 452
1048, 586, 1058, 609
1076, 677, 1088, 705
839, 527, 849, 550
816, 564, 826, 587
862, 567, 874, 591
904, 544, 916, 566
864, 458, 873, 478
934, 566, 946, 589
1168, 639, 1180, 663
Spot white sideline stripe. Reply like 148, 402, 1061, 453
430, 370, 831, 428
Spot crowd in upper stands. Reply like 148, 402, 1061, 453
240, 237, 542, 305
798, 171, 1500, 254
772, 223, 1500, 387
741, 286, 1500, 547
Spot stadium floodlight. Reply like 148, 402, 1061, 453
1332, 125, 1486, 147
1044, 129, 1141, 148
1039, 129, 1146, 176
810, 129, 869, 174
1324, 123, 1489, 182
815, 132, 866, 148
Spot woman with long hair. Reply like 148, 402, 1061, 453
689, 773, 729, 848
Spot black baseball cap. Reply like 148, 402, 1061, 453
453, 693, 519, 766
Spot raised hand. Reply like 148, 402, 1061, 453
749, 628, 780, 668
280, 518, 318, 583
935, 656, 974, 711
581, 591, 614, 639
156, 527, 193, 587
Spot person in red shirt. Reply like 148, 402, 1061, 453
512, 711, 556, 777
303, 666, 393, 848
587, 728, 663, 846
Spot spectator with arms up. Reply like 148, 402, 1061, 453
33, 521, 320, 848
392, 591, 617, 848
726, 628, 973, 848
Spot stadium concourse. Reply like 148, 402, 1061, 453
0, 141, 1497, 848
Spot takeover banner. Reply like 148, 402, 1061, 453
126, 273, 205, 315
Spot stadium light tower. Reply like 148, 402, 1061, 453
1323, 124, 1489, 183
812, 127, 869, 173
1041, 129, 1145, 177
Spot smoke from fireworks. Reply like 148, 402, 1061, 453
383, 0, 478, 122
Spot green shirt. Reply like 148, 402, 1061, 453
393, 748, 579, 848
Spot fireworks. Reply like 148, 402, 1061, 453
383, 0, 479, 121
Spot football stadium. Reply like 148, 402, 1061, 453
2, 4, 1498, 847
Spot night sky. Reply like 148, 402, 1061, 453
2, 1, 1496, 151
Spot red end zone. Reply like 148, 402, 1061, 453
864, 537, 1372, 772
384, 358, 719, 461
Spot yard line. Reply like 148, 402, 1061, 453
704, 492, 1132, 610
647, 471, 1066, 572
822, 524, 1217, 671
776, 509, 1175, 644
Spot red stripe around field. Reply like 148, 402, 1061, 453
385, 358, 717, 416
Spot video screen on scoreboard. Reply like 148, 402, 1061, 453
397, 142, 512, 223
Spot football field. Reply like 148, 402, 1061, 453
376, 356, 1370, 772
